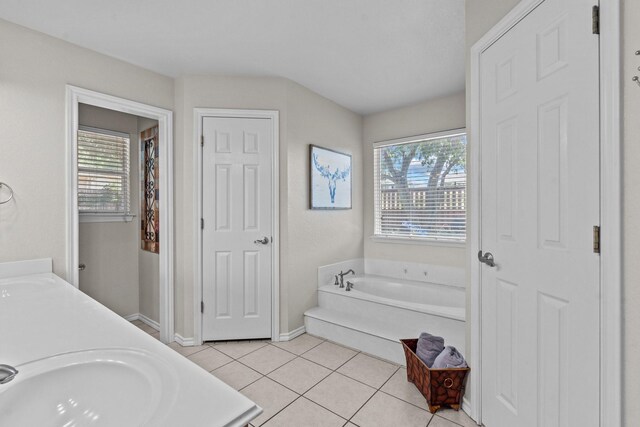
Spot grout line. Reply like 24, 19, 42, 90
271, 338, 325, 357
237, 373, 266, 393
210, 341, 270, 360
256, 394, 305, 426
344, 365, 400, 425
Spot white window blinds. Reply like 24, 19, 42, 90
77, 126, 131, 215
373, 130, 467, 242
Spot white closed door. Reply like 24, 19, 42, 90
202, 116, 273, 341
479, 0, 600, 426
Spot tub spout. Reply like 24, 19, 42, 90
338, 270, 355, 288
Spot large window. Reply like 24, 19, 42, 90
77, 126, 131, 218
373, 129, 467, 242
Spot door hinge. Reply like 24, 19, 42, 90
201, 301, 204, 313
592, 5, 600, 35
201, 135, 204, 147
593, 225, 601, 254
201, 218, 204, 230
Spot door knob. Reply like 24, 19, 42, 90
78, 263, 86, 271
254, 237, 270, 245
477, 251, 495, 267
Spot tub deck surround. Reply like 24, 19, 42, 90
0, 259, 261, 427
306, 260, 466, 366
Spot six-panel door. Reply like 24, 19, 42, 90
202, 116, 273, 341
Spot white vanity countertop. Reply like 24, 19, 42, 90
0, 260, 261, 427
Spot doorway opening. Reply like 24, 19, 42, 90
66, 86, 174, 343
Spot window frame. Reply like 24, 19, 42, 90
77, 125, 135, 223
372, 128, 467, 246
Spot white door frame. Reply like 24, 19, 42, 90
65, 85, 175, 344
193, 108, 280, 345
468, 0, 621, 425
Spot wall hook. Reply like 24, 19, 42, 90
633, 76, 640, 88
0, 182, 14, 205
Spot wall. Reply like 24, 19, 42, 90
173, 75, 363, 337
173, 75, 289, 338
362, 92, 466, 267
622, 0, 639, 423
77, 104, 140, 317
0, 19, 174, 279
466, 0, 638, 424
138, 117, 160, 323
284, 81, 363, 331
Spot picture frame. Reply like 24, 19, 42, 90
309, 144, 352, 210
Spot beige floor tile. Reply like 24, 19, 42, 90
212, 361, 262, 390
168, 341, 209, 357
380, 367, 427, 409
136, 322, 158, 334
435, 409, 478, 427
304, 372, 376, 419
150, 331, 160, 340
302, 341, 358, 370
212, 340, 269, 359
271, 333, 324, 355
239, 345, 296, 374
268, 357, 331, 394
131, 319, 144, 327
187, 347, 233, 372
351, 391, 432, 427
241, 377, 298, 426
262, 397, 345, 427
337, 352, 398, 388
429, 415, 464, 426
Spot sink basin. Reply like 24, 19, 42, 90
0, 348, 179, 426
0, 277, 61, 300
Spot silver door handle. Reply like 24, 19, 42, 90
79, 263, 86, 271
254, 237, 269, 245
477, 251, 495, 267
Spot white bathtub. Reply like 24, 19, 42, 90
329, 275, 465, 321
305, 274, 466, 365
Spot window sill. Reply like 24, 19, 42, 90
79, 214, 136, 223
369, 235, 466, 248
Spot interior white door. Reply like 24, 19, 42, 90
202, 116, 273, 341
479, 0, 600, 426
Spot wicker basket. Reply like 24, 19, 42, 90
400, 338, 470, 414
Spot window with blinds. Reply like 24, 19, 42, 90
373, 130, 467, 242
77, 126, 131, 216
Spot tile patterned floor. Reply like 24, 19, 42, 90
132, 320, 477, 427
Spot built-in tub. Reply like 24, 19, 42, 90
305, 273, 466, 365
324, 275, 465, 321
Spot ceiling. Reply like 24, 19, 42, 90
0, 0, 465, 115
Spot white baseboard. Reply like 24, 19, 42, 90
123, 313, 160, 331
123, 313, 139, 322
278, 325, 305, 342
462, 397, 476, 424
174, 333, 195, 346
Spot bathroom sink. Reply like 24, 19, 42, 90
0, 348, 179, 426
0, 277, 61, 299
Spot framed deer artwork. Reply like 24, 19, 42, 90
309, 145, 352, 210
